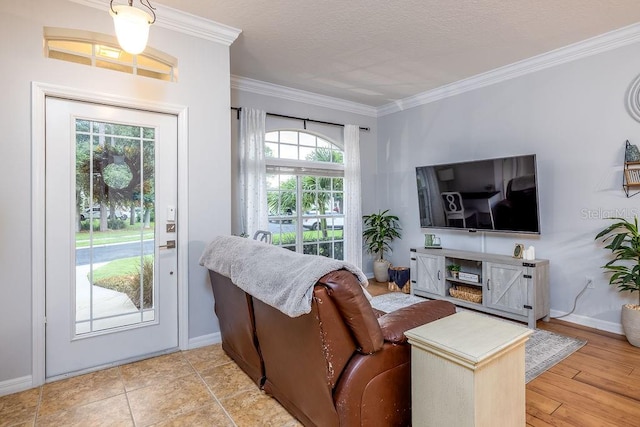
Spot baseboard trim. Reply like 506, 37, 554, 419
188, 332, 221, 350
0, 375, 33, 397
549, 310, 623, 335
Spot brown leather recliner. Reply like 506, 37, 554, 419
208, 269, 455, 426
208, 272, 264, 386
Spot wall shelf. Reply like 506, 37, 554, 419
624, 161, 640, 197
623, 140, 640, 197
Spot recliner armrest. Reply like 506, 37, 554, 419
377, 300, 456, 344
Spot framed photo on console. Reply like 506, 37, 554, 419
513, 243, 524, 258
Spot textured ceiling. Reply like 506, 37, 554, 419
158, 0, 640, 107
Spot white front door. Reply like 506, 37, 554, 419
45, 97, 178, 379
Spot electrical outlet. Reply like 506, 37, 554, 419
586, 276, 595, 289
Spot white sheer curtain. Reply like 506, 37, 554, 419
239, 108, 269, 236
343, 124, 362, 268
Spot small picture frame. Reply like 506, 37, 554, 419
513, 243, 524, 259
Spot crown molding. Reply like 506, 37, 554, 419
69, 0, 241, 46
231, 76, 378, 117
378, 22, 640, 116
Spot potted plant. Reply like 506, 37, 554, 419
595, 216, 640, 347
363, 210, 402, 282
447, 264, 461, 278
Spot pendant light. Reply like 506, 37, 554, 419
109, 0, 156, 55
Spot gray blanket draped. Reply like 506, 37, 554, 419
199, 235, 369, 317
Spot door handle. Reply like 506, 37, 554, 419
159, 240, 176, 249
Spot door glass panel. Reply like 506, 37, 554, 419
75, 119, 156, 335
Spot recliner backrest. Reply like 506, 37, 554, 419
317, 270, 384, 354
208, 271, 264, 385
253, 288, 347, 427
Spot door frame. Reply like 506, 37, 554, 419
31, 82, 189, 386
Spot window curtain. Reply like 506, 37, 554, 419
239, 108, 269, 236
343, 124, 362, 268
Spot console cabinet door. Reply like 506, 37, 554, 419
485, 262, 528, 316
412, 253, 445, 296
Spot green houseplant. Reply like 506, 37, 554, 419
363, 210, 402, 282
447, 264, 461, 278
595, 216, 640, 347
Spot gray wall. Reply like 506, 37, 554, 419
378, 41, 640, 332
0, 0, 230, 388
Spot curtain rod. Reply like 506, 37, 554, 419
231, 107, 370, 132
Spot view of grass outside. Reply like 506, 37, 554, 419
90, 255, 154, 309
78, 222, 155, 307
273, 229, 344, 259
76, 222, 155, 248
272, 230, 343, 245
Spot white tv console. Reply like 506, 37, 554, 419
410, 247, 550, 328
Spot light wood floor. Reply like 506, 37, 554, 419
368, 280, 640, 427
527, 320, 640, 426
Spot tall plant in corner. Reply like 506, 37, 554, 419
363, 210, 402, 282
595, 216, 640, 347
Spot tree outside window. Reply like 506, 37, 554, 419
265, 131, 344, 260
76, 120, 155, 232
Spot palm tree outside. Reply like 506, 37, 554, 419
267, 147, 344, 258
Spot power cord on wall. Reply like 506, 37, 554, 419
550, 279, 591, 319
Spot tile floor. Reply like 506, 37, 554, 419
0, 344, 302, 427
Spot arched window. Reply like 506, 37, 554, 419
265, 130, 345, 259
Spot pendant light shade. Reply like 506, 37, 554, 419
109, 1, 156, 55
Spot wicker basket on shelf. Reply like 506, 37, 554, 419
449, 285, 482, 303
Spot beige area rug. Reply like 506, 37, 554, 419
371, 293, 587, 383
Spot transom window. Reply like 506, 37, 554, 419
265, 130, 345, 260
44, 27, 177, 82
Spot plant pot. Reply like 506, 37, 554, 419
451, 271, 459, 279
622, 304, 640, 347
388, 266, 411, 293
373, 259, 391, 282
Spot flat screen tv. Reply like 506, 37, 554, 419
416, 154, 540, 234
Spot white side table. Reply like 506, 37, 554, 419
405, 311, 532, 427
